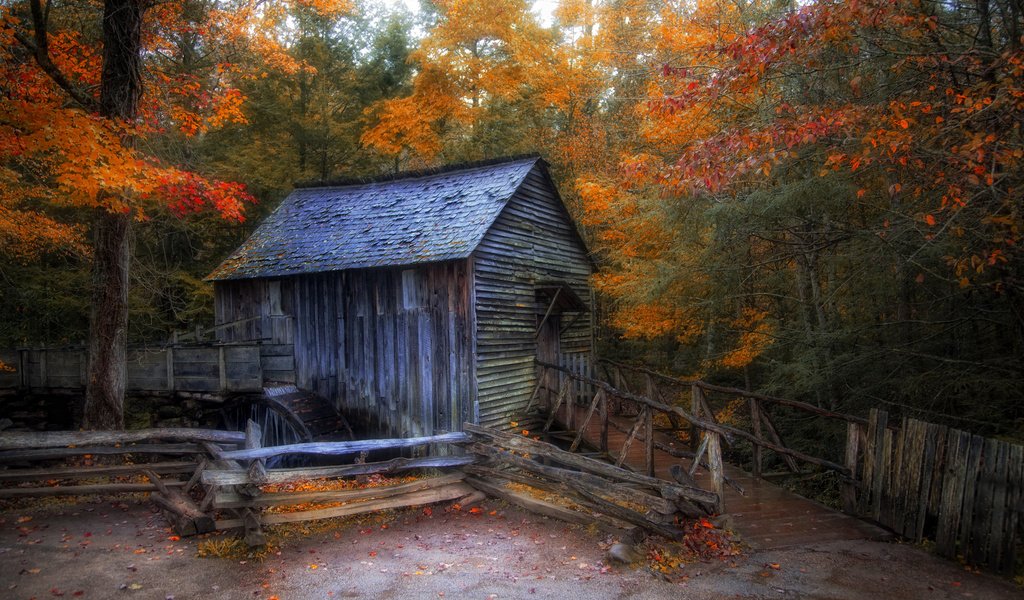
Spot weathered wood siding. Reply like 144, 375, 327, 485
264, 264, 475, 438
0, 345, 268, 393
473, 166, 593, 429
213, 279, 295, 344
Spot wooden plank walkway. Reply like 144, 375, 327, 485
557, 403, 892, 550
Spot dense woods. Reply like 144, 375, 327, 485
1, 0, 1022, 439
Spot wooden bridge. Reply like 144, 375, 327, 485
532, 359, 1023, 574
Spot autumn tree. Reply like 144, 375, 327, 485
584, 0, 1024, 433
361, 0, 559, 167
1, 0, 350, 428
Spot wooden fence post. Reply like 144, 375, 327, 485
166, 347, 175, 392
750, 398, 763, 477
599, 389, 609, 453
18, 349, 27, 389
843, 421, 860, 514
644, 407, 654, 477
690, 385, 704, 453
242, 419, 267, 546
706, 431, 724, 514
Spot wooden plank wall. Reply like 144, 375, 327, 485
473, 166, 593, 430
286, 265, 474, 439
857, 408, 1023, 574
213, 279, 294, 344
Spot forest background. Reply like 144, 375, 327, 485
2, 0, 1022, 445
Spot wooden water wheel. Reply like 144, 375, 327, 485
221, 385, 353, 464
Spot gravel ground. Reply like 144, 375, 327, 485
0, 496, 1020, 600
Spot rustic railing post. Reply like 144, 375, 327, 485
843, 421, 860, 514
218, 346, 227, 392
18, 349, 27, 389
166, 347, 175, 392
706, 431, 725, 514
242, 419, 267, 546
750, 397, 764, 477
644, 407, 654, 477
599, 389, 609, 453
690, 385, 705, 452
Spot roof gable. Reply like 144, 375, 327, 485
208, 157, 543, 281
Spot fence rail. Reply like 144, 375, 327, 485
0, 422, 715, 546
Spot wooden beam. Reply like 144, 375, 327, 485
534, 288, 561, 339
214, 473, 466, 509
0, 428, 245, 450
215, 483, 475, 529
0, 461, 195, 483
0, 444, 205, 462
218, 432, 470, 462
0, 481, 185, 498
463, 423, 717, 507
202, 455, 475, 487
245, 420, 268, 486
468, 443, 678, 515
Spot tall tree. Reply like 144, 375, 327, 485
2, 0, 350, 428
584, 0, 1024, 431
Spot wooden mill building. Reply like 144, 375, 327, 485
207, 156, 594, 437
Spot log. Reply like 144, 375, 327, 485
464, 476, 645, 544
202, 455, 476, 487
143, 469, 215, 537
215, 483, 475, 529
201, 441, 261, 499
464, 423, 718, 508
0, 428, 244, 450
568, 484, 684, 540
241, 508, 266, 546
219, 432, 470, 461
245, 420, 268, 486
0, 461, 195, 482
455, 490, 487, 508
469, 443, 679, 515
0, 444, 204, 462
214, 473, 466, 509
0, 481, 184, 498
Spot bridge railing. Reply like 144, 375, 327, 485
569, 359, 1023, 577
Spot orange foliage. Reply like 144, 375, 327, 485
0, 0, 353, 259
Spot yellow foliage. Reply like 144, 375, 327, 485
718, 309, 774, 370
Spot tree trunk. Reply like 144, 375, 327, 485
83, 0, 145, 430
84, 210, 131, 430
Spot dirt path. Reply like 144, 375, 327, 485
0, 496, 1020, 599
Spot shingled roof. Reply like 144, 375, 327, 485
208, 156, 545, 281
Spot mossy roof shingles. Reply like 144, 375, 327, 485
208, 156, 541, 281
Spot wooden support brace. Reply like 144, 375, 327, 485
615, 407, 647, 469
569, 390, 604, 452
759, 408, 801, 473
542, 380, 570, 434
